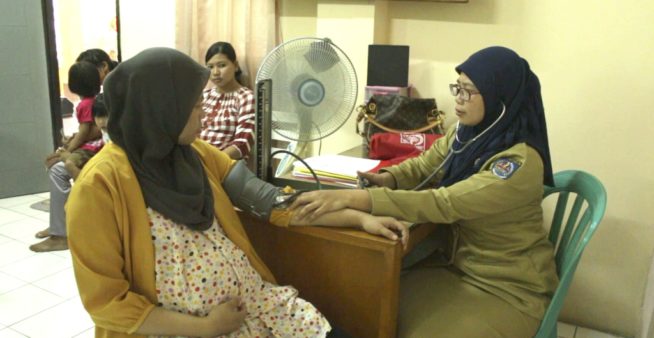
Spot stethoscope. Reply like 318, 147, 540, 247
411, 102, 506, 191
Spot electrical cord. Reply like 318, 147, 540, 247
270, 149, 322, 190
310, 121, 323, 156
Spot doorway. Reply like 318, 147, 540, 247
45, 0, 121, 138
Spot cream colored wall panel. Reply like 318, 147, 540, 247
118, 0, 175, 60
279, 0, 318, 40
314, 2, 377, 155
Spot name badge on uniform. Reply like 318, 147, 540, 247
491, 158, 520, 179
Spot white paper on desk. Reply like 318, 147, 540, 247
293, 155, 381, 179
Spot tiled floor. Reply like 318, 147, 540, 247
0, 193, 93, 338
0, 192, 628, 337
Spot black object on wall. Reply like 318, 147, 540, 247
367, 45, 409, 87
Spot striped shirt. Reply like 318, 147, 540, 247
200, 87, 255, 158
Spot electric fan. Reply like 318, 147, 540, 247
253, 37, 358, 186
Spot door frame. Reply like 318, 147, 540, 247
40, 0, 122, 149
41, 0, 62, 149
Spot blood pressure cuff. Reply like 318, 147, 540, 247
223, 160, 301, 222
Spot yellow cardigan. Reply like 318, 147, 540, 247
66, 140, 289, 338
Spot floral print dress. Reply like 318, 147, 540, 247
148, 208, 331, 338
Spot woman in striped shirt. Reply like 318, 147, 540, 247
200, 41, 255, 160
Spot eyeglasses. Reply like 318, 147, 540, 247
449, 83, 480, 102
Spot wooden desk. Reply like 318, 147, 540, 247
240, 212, 437, 338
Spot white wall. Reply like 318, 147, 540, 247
118, 0, 176, 60
314, 3, 377, 155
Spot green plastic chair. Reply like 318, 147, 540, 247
534, 170, 607, 338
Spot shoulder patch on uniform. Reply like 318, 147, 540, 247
491, 158, 520, 179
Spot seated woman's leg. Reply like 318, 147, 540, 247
29, 162, 71, 252
398, 267, 539, 338
47, 161, 71, 237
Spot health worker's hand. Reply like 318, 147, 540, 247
357, 171, 396, 189
360, 214, 409, 249
290, 190, 349, 220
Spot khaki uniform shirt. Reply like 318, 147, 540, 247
368, 127, 558, 320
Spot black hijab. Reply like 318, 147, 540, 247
439, 46, 554, 187
103, 47, 214, 231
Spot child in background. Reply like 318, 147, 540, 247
75, 48, 119, 83
31, 62, 103, 252
92, 93, 110, 143
44, 61, 103, 178
31, 49, 116, 252
64, 93, 109, 178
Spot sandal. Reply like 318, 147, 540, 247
29, 236, 68, 252
35, 229, 50, 239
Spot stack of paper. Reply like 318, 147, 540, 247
292, 155, 381, 187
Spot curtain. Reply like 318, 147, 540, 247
175, 0, 280, 89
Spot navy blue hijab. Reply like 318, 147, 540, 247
438, 46, 554, 187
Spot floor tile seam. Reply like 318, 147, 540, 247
0, 205, 25, 213
0, 265, 72, 291
0, 234, 17, 242
0, 275, 27, 295
27, 271, 77, 296
8, 299, 94, 338
0, 212, 31, 227
0, 196, 47, 210
22, 212, 52, 226
3, 326, 29, 337
0, 255, 36, 270
4, 207, 49, 219
0, 327, 26, 337
2, 296, 68, 327
0, 231, 46, 245
0, 203, 31, 210
22, 283, 80, 303
25, 211, 50, 220
70, 324, 95, 338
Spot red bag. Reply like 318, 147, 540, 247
368, 132, 443, 167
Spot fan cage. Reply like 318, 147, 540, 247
256, 37, 358, 142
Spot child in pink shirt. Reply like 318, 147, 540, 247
44, 61, 102, 179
